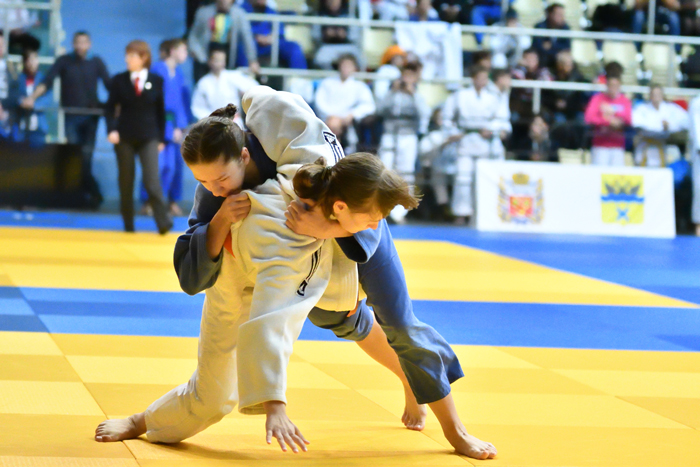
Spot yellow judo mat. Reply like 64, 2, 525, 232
0, 225, 699, 466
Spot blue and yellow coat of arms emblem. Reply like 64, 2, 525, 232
601, 175, 644, 224
498, 173, 544, 224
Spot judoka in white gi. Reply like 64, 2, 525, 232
376, 62, 431, 223
442, 66, 508, 222
313, 54, 376, 153
632, 85, 689, 167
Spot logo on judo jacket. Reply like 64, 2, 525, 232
323, 131, 345, 163
297, 249, 322, 296
498, 173, 544, 224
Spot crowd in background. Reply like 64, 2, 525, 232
2, 0, 700, 233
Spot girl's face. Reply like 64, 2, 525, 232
333, 200, 383, 234
126, 52, 146, 72
188, 151, 250, 198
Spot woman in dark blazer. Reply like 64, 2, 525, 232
106, 40, 172, 234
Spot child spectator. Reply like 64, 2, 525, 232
10, 49, 50, 146
314, 54, 376, 152
510, 48, 554, 124
490, 8, 532, 69
140, 39, 193, 217
632, 84, 689, 167
191, 48, 259, 124
584, 72, 632, 166
443, 65, 505, 224
376, 61, 431, 223
374, 45, 406, 102
512, 114, 557, 161
242, 0, 308, 69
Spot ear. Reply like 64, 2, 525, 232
333, 200, 348, 215
240, 147, 251, 165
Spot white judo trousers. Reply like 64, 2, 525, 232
379, 133, 418, 221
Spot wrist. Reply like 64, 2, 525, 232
263, 400, 286, 414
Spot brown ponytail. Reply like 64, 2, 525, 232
181, 104, 246, 166
293, 153, 420, 218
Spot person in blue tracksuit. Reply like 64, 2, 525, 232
171, 86, 498, 460
140, 39, 192, 216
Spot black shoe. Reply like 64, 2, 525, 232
158, 222, 173, 235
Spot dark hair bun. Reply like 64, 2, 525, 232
209, 103, 238, 120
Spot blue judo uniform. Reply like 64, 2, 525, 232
140, 61, 191, 205
173, 133, 463, 405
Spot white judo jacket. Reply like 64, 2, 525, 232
214, 86, 359, 414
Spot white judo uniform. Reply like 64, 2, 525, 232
632, 100, 689, 167
443, 86, 506, 217
145, 86, 358, 443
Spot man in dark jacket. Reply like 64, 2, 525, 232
533, 3, 571, 68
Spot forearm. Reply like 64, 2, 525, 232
31, 84, 47, 100
206, 212, 232, 260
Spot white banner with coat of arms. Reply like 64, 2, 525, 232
475, 160, 675, 238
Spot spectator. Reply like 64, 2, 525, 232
551, 49, 587, 123
490, 8, 532, 69
419, 107, 461, 220
409, 0, 440, 21
0, 2, 40, 54
377, 0, 412, 21
374, 45, 406, 102
472, 0, 512, 45
510, 48, 554, 124
443, 65, 505, 224
632, 0, 681, 55
472, 50, 492, 73
191, 48, 259, 124
533, 3, 571, 68
688, 93, 700, 235
188, 0, 260, 83
8, 49, 50, 146
632, 84, 689, 167
312, 0, 363, 70
376, 61, 431, 223
24, 31, 110, 208
242, 0, 308, 69
314, 54, 376, 152
490, 68, 512, 141
140, 39, 193, 218
584, 72, 632, 166
105, 40, 172, 235
433, 0, 471, 24
512, 114, 557, 161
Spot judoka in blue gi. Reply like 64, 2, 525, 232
140, 39, 192, 215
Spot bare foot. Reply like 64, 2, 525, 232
95, 413, 146, 442
401, 385, 427, 431
444, 424, 497, 460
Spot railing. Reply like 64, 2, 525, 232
245, 12, 700, 91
